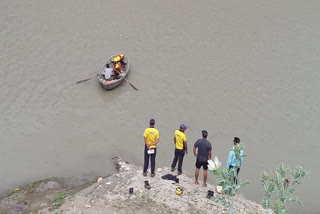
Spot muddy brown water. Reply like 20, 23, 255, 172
1, 1, 319, 213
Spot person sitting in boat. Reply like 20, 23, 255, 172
102, 63, 114, 81
112, 62, 122, 79
112, 53, 126, 66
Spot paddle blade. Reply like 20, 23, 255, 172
76, 78, 91, 84
129, 82, 138, 91
123, 78, 138, 91
76, 74, 98, 84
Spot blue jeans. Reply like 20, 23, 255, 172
143, 146, 157, 174
171, 149, 185, 172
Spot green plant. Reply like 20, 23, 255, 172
210, 143, 248, 196
209, 143, 248, 212
49, 192, 66, 211
3, 178, 50, 197
4, 189, 16, 197
212, 167, 248, 197
261, 163, 308, 214
25, 178, 49, 193
51, 192, 66, 203
213, 195, 231, 208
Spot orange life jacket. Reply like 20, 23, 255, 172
114, 62, 122, 72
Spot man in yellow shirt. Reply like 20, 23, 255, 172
143, 119, 160, 177
171, 124, 188, 175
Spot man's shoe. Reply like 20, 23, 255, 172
151, 173, 155, 177
177, 171, 182, 175
144, 181, 151, 190
143, 172, 147, 177
206, 190, 214, 199
171, 167, 175, 172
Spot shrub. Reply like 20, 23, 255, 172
261, 163, 308, 214
51, 192, 65, 203
208, 143, 248, 211
209, 143, 248, 197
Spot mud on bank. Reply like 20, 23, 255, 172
0, 157, 273, 214
0, 176, 97, 214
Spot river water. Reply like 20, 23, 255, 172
1, 0, 319, 213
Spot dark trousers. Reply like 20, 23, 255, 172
143, 146, 157, 173
171, 149, 185, 172
229, 166, 241, 184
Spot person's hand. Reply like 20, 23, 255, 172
147, 144, 151, 150
185, 150, 188, 155
194, 153, 197, 157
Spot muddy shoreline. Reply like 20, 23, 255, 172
0, 157, 273, 214
0, 176, 98, 214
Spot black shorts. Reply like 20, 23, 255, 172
195, 159, 208, 170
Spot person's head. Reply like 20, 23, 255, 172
233, 137, 240, 145
149, 119, 155, 126
201, 130, 208, 138
179, 124, 188, 132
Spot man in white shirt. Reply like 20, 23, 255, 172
103, 65, 114, 80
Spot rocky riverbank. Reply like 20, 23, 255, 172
0, 157, 273, 214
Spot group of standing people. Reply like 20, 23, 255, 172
143, 119, 244, 187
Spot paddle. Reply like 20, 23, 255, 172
123, 77, 138, 91
76, 63, 110, 84
76, 74, 99, 84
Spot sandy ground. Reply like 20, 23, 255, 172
0, 157, 273, 214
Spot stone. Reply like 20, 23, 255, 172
97, 177, 104, 184
216, 186, 223, 194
